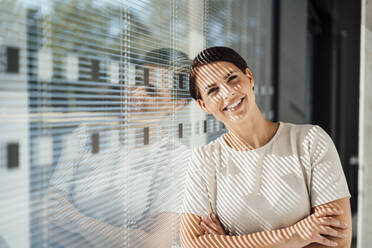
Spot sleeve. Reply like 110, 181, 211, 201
44, 125, 91, 243
309, 125, 351, 207
181, 147, 215, 217
48, 125, 88, 192
151, 146, 191, 214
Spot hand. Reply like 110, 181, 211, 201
45, 189, 81, 229
286, 207, 348, 247
128, 86, 154, 113
200, 213, 227, 235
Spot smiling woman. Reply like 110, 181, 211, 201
194, 61, 256, 126
180, 47, 352, 248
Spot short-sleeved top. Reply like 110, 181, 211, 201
182, 122, 351, 235
48, 124, 189, 246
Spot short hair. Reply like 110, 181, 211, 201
142, 48, 190, 74
141, 48, 191, 102
189, 46, 248, 100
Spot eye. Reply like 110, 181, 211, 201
207, 87, 218, 95
228, 75, 238, 83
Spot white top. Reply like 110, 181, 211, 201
47, 124, 189, 246
182, 122, 351, 235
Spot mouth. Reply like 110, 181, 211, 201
223, 97, 245, 112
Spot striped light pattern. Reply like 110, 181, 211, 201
181, 123, 351, 247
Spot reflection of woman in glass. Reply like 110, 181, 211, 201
45, 48, 190, 248
181, 47, 352, 247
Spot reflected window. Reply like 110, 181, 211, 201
91, 133, 100, 154
7, 143, 19, 169
144, 127, 149, 145
6, 47, 19, 73
178, 123, 183, 138
91, 59, 100, 81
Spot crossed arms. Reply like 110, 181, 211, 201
180, 197, 351, 248
46, 189, 179, 248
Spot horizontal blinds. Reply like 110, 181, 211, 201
206, 0, 274, 123
0, 0, 274, 247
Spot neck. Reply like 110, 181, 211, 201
224, 107, 279, 151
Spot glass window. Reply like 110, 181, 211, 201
0, 0, 274, 247
6, 47, 19, 73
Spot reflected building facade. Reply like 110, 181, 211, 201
0, 0, 275, 247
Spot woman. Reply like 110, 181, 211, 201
180, 47, 352, 247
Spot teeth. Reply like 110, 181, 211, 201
227, 99, 242, 109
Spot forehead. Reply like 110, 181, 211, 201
195, 61, 239, 88
144, 63, 170, 71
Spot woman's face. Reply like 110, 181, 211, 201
195, 61, 256, 125
128, 64, 186, 121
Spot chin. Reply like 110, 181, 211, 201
227, 110, 251, 122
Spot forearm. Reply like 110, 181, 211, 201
77, 213, 178, 248
303, 234, 351, 248
180, 213, 295, 248
305, 199, 352, 248
73, 213, 127, 247
48, 198, 177, 248
304, 241, 350, 248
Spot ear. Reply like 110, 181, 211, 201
244, 68, 254, 88
197, 99, 211, 114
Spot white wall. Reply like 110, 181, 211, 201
358, 0, 372, 247
278, 0, 309, 124
0, 4, 30, 248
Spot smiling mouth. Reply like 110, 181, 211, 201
223, 97, 245, 112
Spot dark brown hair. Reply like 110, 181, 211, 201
142, 48, 191, 102
189, 47, 248, 100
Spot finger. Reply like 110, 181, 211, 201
317, 217, 349, 229
319, 226, 347, 239
202, 216, 218, 231
46, 192, 60, 200
314, 234, 339, 247
47, 191, 67, 201
314, 208, 343, 218
200, 222, 218, 235
211, 214, 221, 224
201, 216, 213, 227
200, 221, 209, 234
204, 220, 220, 233
201, 216, 210, 223
211, 214, 226, 235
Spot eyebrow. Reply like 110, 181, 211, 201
205, 83, 216, 90
224, 70, 237, 80
204, 70, 238, 90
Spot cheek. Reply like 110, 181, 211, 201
233, 83, 243, 91
236, 84, 252, 98
208, 95, 223, 109
204, 100, 224, 115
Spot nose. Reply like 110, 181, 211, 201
220, 83, 236, 99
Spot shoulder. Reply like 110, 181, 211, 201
192, 138, 223, 159
188, 138, 223, 172
278, 122, 333, 154
279, 122, 327, 141
279, 122, 316, 135
287, 123, 331, 146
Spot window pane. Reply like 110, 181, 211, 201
7, 143, 19, 169
6, 47, 19, 73
0, 0, 274, 247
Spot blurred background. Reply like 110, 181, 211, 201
0, 0, 371, 247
